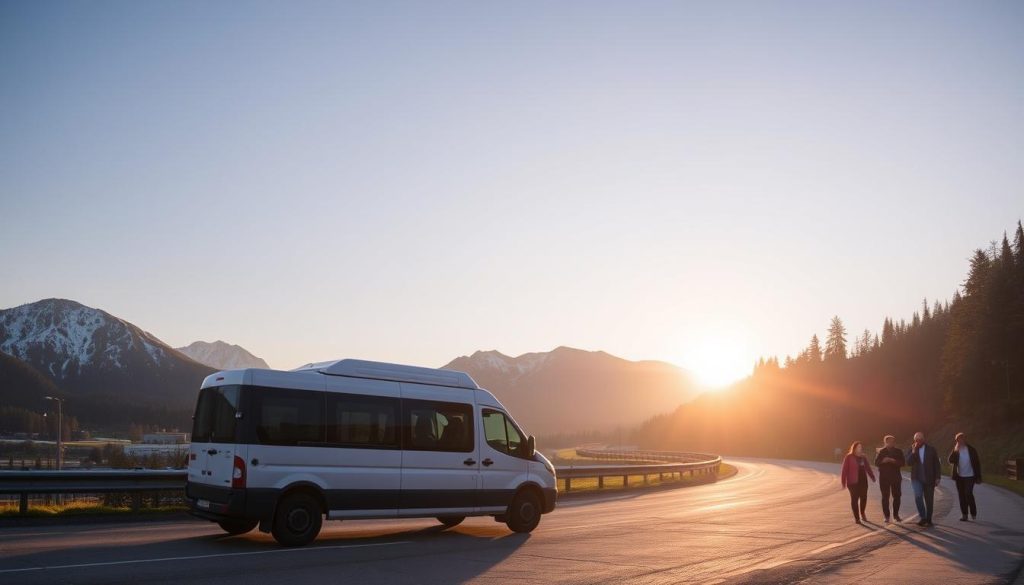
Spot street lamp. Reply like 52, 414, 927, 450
45, 396, 64, 470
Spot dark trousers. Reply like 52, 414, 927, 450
912, 479, 935, 522
880, 476, 901, 519
847, 482, 868, 520
955, 476, 977, 517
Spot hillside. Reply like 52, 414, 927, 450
443, 346, 696, 435
0, 299, 213, 430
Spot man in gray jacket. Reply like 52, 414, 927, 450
907, 431, 941, 527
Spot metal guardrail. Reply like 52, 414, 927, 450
1008, 458, 1023, 481
0, 469, 186, 514
0, 449, 724, 515
559, 448, 723, 492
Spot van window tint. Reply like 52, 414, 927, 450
404, 399, 473, 452
192, 385, 240, 444
253, 388, 324, 446
326, 394, 399, 448
483, 409, 527, 458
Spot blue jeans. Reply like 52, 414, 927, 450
912, 479, 935, 522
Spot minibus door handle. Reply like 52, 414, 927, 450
207, 449, 218, 455
482, 458, 494, 467
463, 458, 476, 466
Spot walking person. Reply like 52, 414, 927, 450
841, 441, 876, 524
948, 432, 982, 521
907, 431, 941, 527
874, 435, 906, 523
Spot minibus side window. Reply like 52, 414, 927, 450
326, 394, 399, 449
253, 388, 325, 446
403, 399, 473, 453
482, 409, 528, 459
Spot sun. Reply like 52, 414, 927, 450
678, 329, 752, 389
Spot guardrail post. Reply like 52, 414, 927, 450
19, 492, 28, 515
623, 474, 629, 488
565, 478, 572, 492
598, 476, 604, 489
131, 493, 142, 512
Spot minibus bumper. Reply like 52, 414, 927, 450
185, 481, 249, 521
542, 487, 557, 513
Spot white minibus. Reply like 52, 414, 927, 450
185, 359, 557, 546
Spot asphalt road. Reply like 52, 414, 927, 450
2, 459, 1023, 584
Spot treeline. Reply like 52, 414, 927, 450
0, 405, 80, 440
633, 221, 1024, 469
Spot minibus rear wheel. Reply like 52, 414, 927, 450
271, 492, 323, 546
436, 516, 465, 528
505, 489, 541, 533
218, 519, 258, 535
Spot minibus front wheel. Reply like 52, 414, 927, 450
505, 489, 541, 533
271, 491, 324, 546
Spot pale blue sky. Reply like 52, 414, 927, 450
2, 1, 1022, 385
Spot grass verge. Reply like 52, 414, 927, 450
0, 501, 186, 518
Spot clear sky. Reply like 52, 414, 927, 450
2, 1, 1022, 386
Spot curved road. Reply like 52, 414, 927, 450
1, 459, 1023, 584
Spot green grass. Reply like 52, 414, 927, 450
0, 500, 186, 518
982, 475, 1024, 499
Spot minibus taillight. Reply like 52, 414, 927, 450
232, 456, 246, 489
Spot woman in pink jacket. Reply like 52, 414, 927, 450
841, 441, 876, 524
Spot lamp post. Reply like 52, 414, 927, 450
45, 396, 64, 470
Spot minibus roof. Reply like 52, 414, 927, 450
292, 358, 481, 390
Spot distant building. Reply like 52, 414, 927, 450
142, 432, 189, 444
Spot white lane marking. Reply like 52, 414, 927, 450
0, 540, 411, 574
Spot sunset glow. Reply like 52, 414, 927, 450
678, 327, 753, 389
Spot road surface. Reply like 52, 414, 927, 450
1, 459, 1022, 584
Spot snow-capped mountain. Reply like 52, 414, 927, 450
0, 299, 173, 379
443, 347, 696, 435
0, 299, 213, 425
176, 340, 269, 370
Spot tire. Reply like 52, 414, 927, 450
271, 492, 323, 547
436, 516, 465, 528
505, 490, 542, 533
217, 518, 258, 535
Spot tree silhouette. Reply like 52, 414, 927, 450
824, 316, 847, 361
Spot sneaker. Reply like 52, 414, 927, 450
894, 515, 902, 522
917, 520, 928, 526
960, 515, 968, 521
884, 517, 891, 524
855, 518, 862, 524
925, 521, 934, 527
971, 514, 977, 520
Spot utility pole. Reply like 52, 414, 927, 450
45, 396, 64, 470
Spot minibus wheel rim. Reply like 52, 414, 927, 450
287, 508, 311, 532
519, 501, 537, 523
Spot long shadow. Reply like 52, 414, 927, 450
0, 519, 529, 585
884, 521, 1021, 576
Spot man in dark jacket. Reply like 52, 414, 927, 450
906, 431, 941, 527
948, 432, 982, 521
875, 435, 906, 523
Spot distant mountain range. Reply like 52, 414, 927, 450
176, 340, 270, 370
0, 299, 697, 436
0, 299, 215, 429
443, 347, 696, 435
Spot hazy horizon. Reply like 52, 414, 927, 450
3, 2, 1023, 385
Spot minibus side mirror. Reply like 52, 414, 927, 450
527, 435, 536, 458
